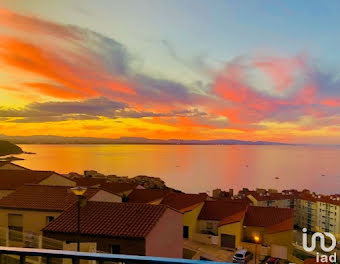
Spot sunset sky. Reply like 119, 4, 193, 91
0, 1, 340, 144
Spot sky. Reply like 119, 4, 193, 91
0, 0, 339, 144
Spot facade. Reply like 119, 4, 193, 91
0, 184, 121, 245
295, 194, 318, 231
43, 202, 183, 258
0, 169, 76, 199
161, 192, 208, 240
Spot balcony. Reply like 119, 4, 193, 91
0, 246, 231, 264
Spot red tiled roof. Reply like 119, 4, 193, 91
74, 177, 108, 187
244, 206, 294, 228
127, 189, 172, 203
75, 178, 138, 195
161, 192, 207, 212
100, 182, 138, 194
43, 201, 171, 238
0, 170, 58, 190
0, 184, 99, 211
298, 193, 318, 202
267, 218, 294, 234
198, 200, 248, 221
247, 191, 297, 201
219, 210, 247, 226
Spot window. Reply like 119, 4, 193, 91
207, 222, 213, 230
111, 245, 120, 254
8, 214, 23, 242
46, 216, 55, 224
183, 226, 189, 238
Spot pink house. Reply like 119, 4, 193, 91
43, 201, 183, 258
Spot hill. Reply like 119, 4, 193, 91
0, 140, 23, 156
0, 134, 291, 145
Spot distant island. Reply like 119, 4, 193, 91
0, 134, 291, 146
0, 140, 23, 156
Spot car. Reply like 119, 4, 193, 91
266, 257, 280, 264
232, 249, 253, 263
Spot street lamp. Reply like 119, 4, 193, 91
71, 186, 87, 252
253, 235, 260, 264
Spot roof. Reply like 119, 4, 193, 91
161, 192, 207, 212
198, 200, 248, 221
0, 184, 99, 211
244, 206, 294, 229
43, 201, 172, 238
127, 189, 172, 203
247, 191, 297, 201
74, 177, 108, 187
75, 177, 138, 195
100, 182, 138, 194
0, 169, 58, 190
0, 161, 30, 170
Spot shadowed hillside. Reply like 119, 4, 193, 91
0, 140, 23, 156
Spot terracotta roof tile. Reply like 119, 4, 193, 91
247, 191, 298, 201
219, 210, 247, 226
75, 178, 138, 195
43, 202, 170, 238
0, 169, 57, 190
161, 193, 207, 211
127, 189, 172, 203
244, 206, 294, 228
0, 184, 99, 211
74, 177, 108, 187
100, 182, 138, 194
198, 200, 248, 221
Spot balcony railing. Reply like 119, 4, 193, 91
0, 246, 231, 264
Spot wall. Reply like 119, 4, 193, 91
196, 220, 219, 235
38, 174, 76, 187
182, 203, 204, 240
0, 208, 61, 234
218, 221, 243, 248
44, 232, 146, 255
264, 230, 293, 256
243, 226, 265, 243
145, 208, 183, 258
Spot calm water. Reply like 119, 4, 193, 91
13, 144, 340, 194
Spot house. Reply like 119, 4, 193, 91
0, 169, 76, 199
127, 189, 173, 204
246, 191, 297, 209
196, 200, 248, 248
0, 161, 29, 170
43, 202, 183, 258
316, 195, 340, 237
0, 184, 121, 246
295, 193, 318, 231
242, 206, 294, 260
161, 192, 208, 240
74, 177, 143, 197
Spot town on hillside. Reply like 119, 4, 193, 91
0, 161, 336, 264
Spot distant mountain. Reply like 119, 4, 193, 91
0, 140, 23, 156
0, 134, 291, 146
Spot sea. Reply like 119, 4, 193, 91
12, 144, 340, 195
